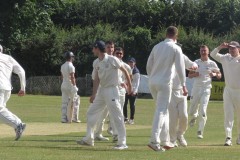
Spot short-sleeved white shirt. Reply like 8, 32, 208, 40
192, 58, 219, 88
61, 61, 75, 84
93, 54, 122, 88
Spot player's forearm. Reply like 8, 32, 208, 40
92, 79, 99, 96
18, 70, 26, 91
70, 77, 76, 86
122, 67, 132, 92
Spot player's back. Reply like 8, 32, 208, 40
148, 39, 179, 85
61, 61, 74, 84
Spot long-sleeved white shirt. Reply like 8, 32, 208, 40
0, 52, 26, 91
172, 55, 197, 89
210, 48, 240, 90
146, 38, 186, 87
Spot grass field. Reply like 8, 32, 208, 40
0, 95, 239, 160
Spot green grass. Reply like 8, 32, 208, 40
0, 95, 239, 160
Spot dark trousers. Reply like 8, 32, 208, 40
123, 93, 137, 120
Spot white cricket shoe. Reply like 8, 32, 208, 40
128, 119, 134, 125
197, 131, 203, 139
72, 119, 81, 123
76, 139, 94, 146
95, 134, 109, 141
177, 135, 187, 147
112, 135, 118, 142
113, 144, 128, 150
189, 118, 196, 127
171, 141, 178, 147
224, 137, 232, 146
148, 142, 165, 152
15, 123, 26, 141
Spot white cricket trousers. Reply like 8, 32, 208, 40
149, 83, 172, 144
223, 87, 240, 138
189, 86, 211, 133
0, 90, 22, 129
83, 86, 126, 145
169, 89, 188, 142
95, 87, 126, 136
61, 83, 79, 122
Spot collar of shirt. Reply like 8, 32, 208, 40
99, 53, 109, 63
164, 38, 175, 43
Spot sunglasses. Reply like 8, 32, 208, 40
115, 52, 123, 55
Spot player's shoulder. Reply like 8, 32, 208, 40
93, 58, 99, 67
195, 59, 201, 63
108, 55, 121, 63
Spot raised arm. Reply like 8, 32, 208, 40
210, 42, 228, 63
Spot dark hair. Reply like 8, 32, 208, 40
114, 47, 124, 54
105, 41, 115, 46
166, 26, 178, 37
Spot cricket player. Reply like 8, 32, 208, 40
210, 41, 240, 146
169, 55, 198, 147
188, 45, 221, 139
146, 26, 187, 152
0, 44, 26, 140
112, 47, 132, 141
94, 41, 115, 141
60, 51, 79, 123
123, 57, 140, 125
76, 41, 132, 150
160, 54, 198, 149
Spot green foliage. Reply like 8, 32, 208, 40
1, 0, 240, 76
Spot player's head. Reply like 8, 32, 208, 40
64, 51, 74, 61
105, 41, 115, 55
166, 26, 178, 40
199, 45, 209, 58
127, 57, 136, 69
92, 40, 105, 56
114, 47, 124, 60
0, 44, 3, 52
228, 41, 240, 57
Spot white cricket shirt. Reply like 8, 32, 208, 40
146, 38, 186, 87
192, 58, 219, 88
61, 61, 75, 84
93, 54, 122, 88
210, 48, 240, 90
0, 53, 26, 91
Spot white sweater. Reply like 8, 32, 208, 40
210, 48, 240, 90
0, 53, 26, 91
146, 38, 186, 87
